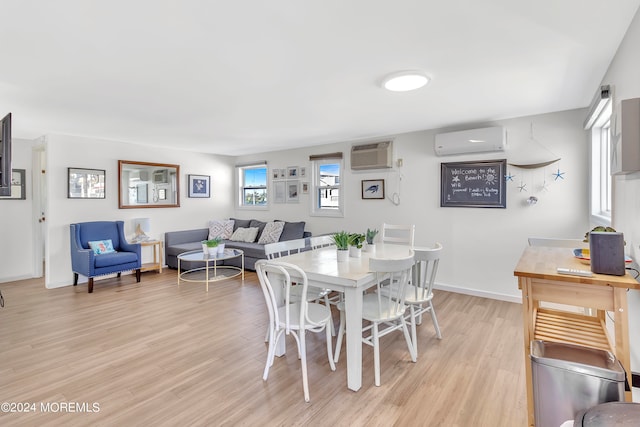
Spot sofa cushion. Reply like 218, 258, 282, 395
208, 219, 234, 239
230, 217, 252, 231
258, 221, 285, 244
230, 227, 260, 243
224, 241, 267, 260
279, 221, 306, 241
165, 242, 202, 257
249, 220, 267, 242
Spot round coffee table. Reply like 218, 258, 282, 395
177, 249, 244, 291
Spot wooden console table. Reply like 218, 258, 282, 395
514, 246, 639, 426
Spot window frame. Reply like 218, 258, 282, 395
310, 158, 344, 217
237, 163, 268, 210
589, 102, 612, 226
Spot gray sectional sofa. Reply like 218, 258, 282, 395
164, 218, 311, 271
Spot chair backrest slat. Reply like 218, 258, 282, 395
310, 235, 335, 250
264, 238, 306, 259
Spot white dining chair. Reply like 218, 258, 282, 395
380, 243, 443, 357
381, 223, 415, 246
334, 253, 417, 386
256, 260, 336, 402
264, 238, 334, 338
310, 235, 335, 249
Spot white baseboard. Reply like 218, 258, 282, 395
0, 273, 38, 284
434, 282, 522, 304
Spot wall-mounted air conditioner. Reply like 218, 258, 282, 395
434, 126, 506, 156
351, 140, 393, 170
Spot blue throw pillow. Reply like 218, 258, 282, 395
88, 239, 116, 255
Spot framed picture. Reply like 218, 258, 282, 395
361, 179, 384, 199
158, 188, 167, 200
278, 169, 286, 179
440, 159, 506, 208
300, 167, 307, 178
301, 181, 309, 194
188, 174, 210, 198
274, 181, 286, 203
272, 168, 280, 180
68, 168, 105, 199
286, 180, 299, 203
287, 166, 299, 178
0, 169, 26, 200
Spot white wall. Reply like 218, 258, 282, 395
44, 134, 235, 288
0, 138, 36, 282
235, 108, 590, 301
599, 7, 640, 381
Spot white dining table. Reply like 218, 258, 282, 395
277, 243, 415, 392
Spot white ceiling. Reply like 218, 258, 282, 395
2, 0, 639, 156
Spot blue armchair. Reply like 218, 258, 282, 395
70, 221, 141, 293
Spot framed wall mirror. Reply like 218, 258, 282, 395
118, 160, 180, 208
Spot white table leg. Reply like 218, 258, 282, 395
272, 273, 286, 357
344, 286, 364, 391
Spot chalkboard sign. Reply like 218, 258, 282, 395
441, 159, 506, 208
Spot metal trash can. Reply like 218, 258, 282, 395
573, 402, 640, 426
530, 340, 625, 427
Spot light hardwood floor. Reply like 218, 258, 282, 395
0, 270, 526, 426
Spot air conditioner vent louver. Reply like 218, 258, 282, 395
434, 126, 506, 156
350, 141, 393, 170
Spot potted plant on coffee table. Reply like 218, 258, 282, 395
332, 231, 350, 262
205, 237, 221, 255
348, 233, 365, 258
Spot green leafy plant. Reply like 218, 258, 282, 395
331, 231, 350, 250
348, 233, 365, 249
365, 228, 378, 244
205, 237, 222, 247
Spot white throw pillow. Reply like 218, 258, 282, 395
208, 219, 234, 240
257, 221, 285, 244
230, 227, 259, 243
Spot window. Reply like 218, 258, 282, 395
589, 102, 612, 225
238, 163, 267, 208
311, 158, 343, 217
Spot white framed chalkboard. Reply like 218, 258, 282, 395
441, 159, 506, 208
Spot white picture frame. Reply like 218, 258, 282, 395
286, 180, 299, 203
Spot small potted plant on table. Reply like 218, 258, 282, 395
204, 237, 221, 255
332, 231, 350, 262
364, 228, 378, 253
348, 233, 365, 258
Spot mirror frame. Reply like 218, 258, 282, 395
118, 160, 180, 209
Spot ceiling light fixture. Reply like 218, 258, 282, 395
382, 70, 430, 92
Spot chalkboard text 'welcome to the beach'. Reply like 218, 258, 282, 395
440, 159, 506, 208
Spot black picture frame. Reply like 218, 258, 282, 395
68, 167, 105, 199
361, 179, 385, 199
0, 168, 25, 200
188, 174, 210, 198
441, 159, 506, 208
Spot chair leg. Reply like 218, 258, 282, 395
401, 318, 417, 363
324, 295, 336, 336
325, 322, 336, 371
333, 310, 345, 363
73, 273, 78, 286
373, 322, 381, 387
263, 329, 281, 381
300, 331, 310, 402
88, 278, 94, 293
410, 305, 419, 358
135, 269, 141, 282
429, 302, 442, 339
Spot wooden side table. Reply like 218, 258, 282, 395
140, 240, 163, 273
514, 246, 639, 426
